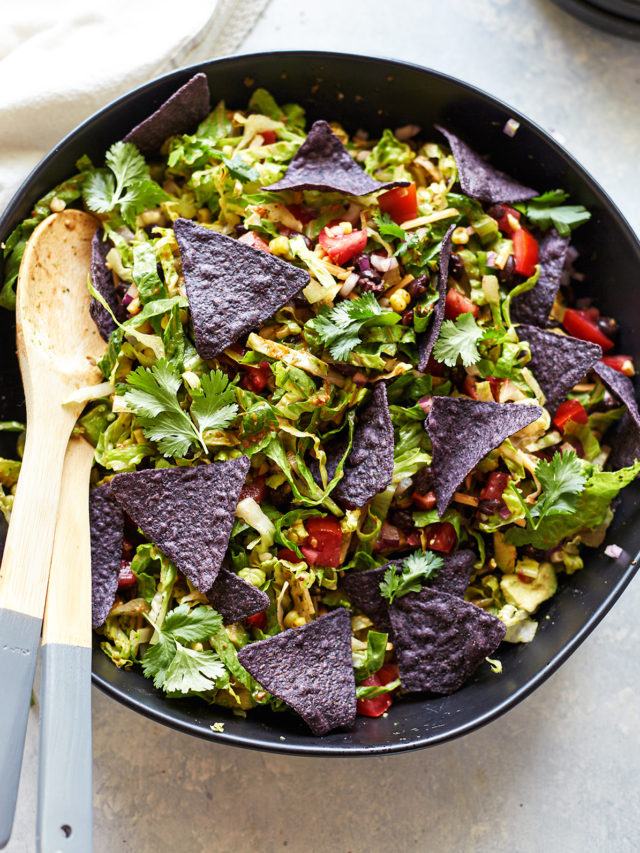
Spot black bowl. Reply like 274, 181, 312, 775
2, 51, 639, 756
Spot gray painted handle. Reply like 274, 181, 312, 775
37, 644, 92, 853
0, 609, 42, 849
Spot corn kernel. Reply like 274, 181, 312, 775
506, 213, 521, 233
339, 221, 353, 235
49, 197, 66, 213
389, 288, 411, 312
268, 235, 291, 257
451, 227, 469, 245
196, 208, 211, 223
283, 610, 306, 629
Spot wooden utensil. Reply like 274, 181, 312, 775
36, 435, 96, 853
0, 210, 103, 847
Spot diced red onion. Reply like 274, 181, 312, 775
339, 272, 359, 297
503, 118, 520, 138
358, 254, 371, 272
395, 124, 421, 141
376, 521, 401, 550
418, 397, 433, 414
604, 543, 623, 559
371, 254, 398, 273
498, 505, 511, 519
486, 251, 497, 268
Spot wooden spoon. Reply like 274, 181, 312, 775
0, 209, 104, 847
37, 435, 96, 853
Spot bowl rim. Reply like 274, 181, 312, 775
3, 49, 640, 756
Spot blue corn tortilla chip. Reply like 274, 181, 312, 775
89, 229, 118, 342
90, 483, 124, 628
609, 412, 640, 470
517, 325, 601, 415
426, 398, 542, 516
417, 225, 455, 371
264, 120, 410, 195
123, 72, 210, 156
389, 587, 506, 694
206, 568, 269, 625
342, 549, 476, 634
237, 609, 356, 735
511, 229, 571, 326
174, 218, 309, 358
109, 457, 250, 593
333, 382, 394, 508
435, 125, 538, 204
593, 361, 640, 430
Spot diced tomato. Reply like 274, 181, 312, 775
480, 471, 510, 501
496, 205, 521, 235
553, 399, 589, 432
318, 225, 368, 266
601, 355, 634, 376
562, 308, 614, 352
286, 204, 317, 225
117, 560, 136, 591
463, 375, 479, 400
412, 490, 437, 511
277, 547, 302, 562
424, 521, 457, 553
378, 183, 418, 224
425, 355, 442, 377
240, 360, 271, 392
303, 516, 343, 567
237, 231, 271, 252
239, 476, 267, 504
246, 611, 267, 630
356, 663, 400, 718
513, 228, 539, 277
259, 130, 277, 145
445, 288, 479, 320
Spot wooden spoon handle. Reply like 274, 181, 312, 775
0, 408, 76, 849
37, 436, 95, 853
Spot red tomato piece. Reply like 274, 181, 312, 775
239, 476, 267, 504
318, 226, 367, 266
444, 288, 479, 320
513, 228, 539, 277
553, 399, 589, 432
117, 560, 136, 591
496, 205, 521, 235
240, 360, 271, 392
480, 471, 510, 501
425, 355, 442, 377
304, 516, 343, 567
260, 130, 277, 145
355, 662, 400, 718
277, 547, 302, 562
378, 183, 418, 225
601, 355, 634, 376
246, 611, 267, 630
562, 308, 614, 352
237, 231, 271, 252
462, 375, 479, 400
424, 522, 457, 553
412, 490, 437, 511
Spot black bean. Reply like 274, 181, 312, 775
487, 204, 506, 221
598, 316, 619, 339
497, 254, 515, 284
413, 467, 434, 493
477, 498, 503, 515
401, 309, 414, 326
448, 253, 465, 281
389, 509, 415, 530
407, 274, 429, 297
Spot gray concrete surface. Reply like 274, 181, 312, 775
7, 1, 640, 851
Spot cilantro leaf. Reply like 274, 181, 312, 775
372, 210, 407, 241
308, 292, 400, 361
379, 550, 444, 603
532, 449, 587, 520
433, 312, 483, 367
223, 155, 259, 183
142, 605, 226, 695
517, 190, 591, 237
122, 361, 239, 458
83, 141, 167, 228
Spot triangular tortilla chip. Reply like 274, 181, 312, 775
511, 229, 570, 327
593, 361, 640, 429
426, 397, 542, 516
435, 125, 538, 204
264, 120, 410, 195
174, 218, 309, 358
89, 229, 118, 342
206, 568, 269, 625
124, 73, 210, 155
517, 325, 601, 414
389, 587, 506, 694
417, 224, 455, 370
237, 609, 356, 735
90, 484, 124, 627
109, 457, 250, 593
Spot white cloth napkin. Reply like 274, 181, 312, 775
0, 0, 269, 212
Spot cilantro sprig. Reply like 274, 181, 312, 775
142, 605, 226, 695
379, 550, 444, 604
122, 360, 239, 457
516, 190, 591, 237
83, 141, 167, 229
433, 312, 484, 367
308, 292, 400, 361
